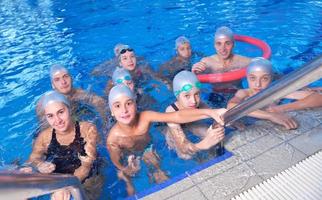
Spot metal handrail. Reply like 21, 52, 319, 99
0, 172, 88, 200
224, 55, 322, 125
215, 55, 322, 155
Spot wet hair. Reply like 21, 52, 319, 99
247, 57, 273, 75
108, 84, 136, 109
175, 36, 190, 49
214, 26, 234, 41
50, 64, 69, 81
112, 67, 132, 85
173, 70, 201, 97
40, 90, 70, 112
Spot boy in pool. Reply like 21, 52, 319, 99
192, 26, 251, 74
21, 91, 102, 200
158, 36, 204, 87
106, 85, 226, 195
227, 57, 322, 129
37, 64, 108, 129
165, 71, 225, 159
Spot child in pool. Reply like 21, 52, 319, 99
21, 91, 102, 200
36, 64, 108, 130
105, 67, 157, 120
165, 71, 225, 159
158, 36, 204, 87
227, 57, 322, 129
106, 85, 226, 195
192, 26, 251, 91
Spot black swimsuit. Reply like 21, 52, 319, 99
45, 121, 87, 174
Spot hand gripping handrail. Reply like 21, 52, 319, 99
0, 172, 88, 200
215, 55, 322, 155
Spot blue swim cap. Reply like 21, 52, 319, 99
114, 44, 133, 57
40, 90, 70, 111
247, 57, 273, 75
175, 36, 190, 49
112, 67, 132, 85
108, 85, 136, 109
214, 26, 234, 41
173, 71, 201, 97
50, 64, 69, 81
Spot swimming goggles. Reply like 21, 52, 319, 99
174, 82, 202, 96
120, 48, 134, 54
116, 75, 132, 84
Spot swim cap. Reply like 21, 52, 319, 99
108, 84, 136, 109
40, 90, 70, 111
173, 71, 202, 97
214, 26, 234, 41
247, 57, 273, 75
112, 67, 132, 85
114, 44, 133, 57
50, 64, 69, 81
175, 36, 190, 49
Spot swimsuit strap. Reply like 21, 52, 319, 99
171, 103, 179, 111
75, 121, 81, 139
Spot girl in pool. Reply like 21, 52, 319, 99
227, 57, 322, 129
106, 84, 226, 195
164, 71, 225, 159
21, 91, 102, 200
37, 64, 108, 130
105, 67, 157, 111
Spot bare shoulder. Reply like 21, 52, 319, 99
234, 54, 251, 63
79, 121, 98, 138
165, 104, 176, 113
35, 128, 52, 145
106, 124, 121, 144
236, 89, 249, 97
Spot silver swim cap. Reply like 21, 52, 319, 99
50, 64, 69, 81
175, 36, 190, 49
112, 67, 132, 85
114, 44, 133, 57
214, 26, 234, 41
40, 90, 70, 111
173, 71, 201, 97
108, 84, 136, 109
247, 57, 273, 75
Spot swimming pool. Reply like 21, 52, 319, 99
0, 0, 321, 199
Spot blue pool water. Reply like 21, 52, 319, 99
0, 0, 321, 199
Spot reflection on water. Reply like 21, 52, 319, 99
0, 0, 321, 199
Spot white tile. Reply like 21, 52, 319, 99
197, 163, 263, 200
288, 125, 322, 155
246, 144, 307, 180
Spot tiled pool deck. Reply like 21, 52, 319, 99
142, 108, 322, 200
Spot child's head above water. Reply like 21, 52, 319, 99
40, 90, 70, 111
247, 57, 273, 93
114, 44, 137, 71
173, 71, 202, 109
108, 85, 137, 124
214, 26, 234, 41
50, 64, 72, 95
175, 36, 192, 59
112, 67, 134, 91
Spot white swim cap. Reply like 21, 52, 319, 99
113, 44, 133, 57
40, 90, 70, 111
214, 26, 234, 41
112, 67, 132, 85
50, 64, 69, 81
247, 57, 273, 75
108, 84, 136, 109
175, 36, 190, 49
173, 71, 201, 97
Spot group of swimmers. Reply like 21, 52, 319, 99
19, 26, 322, 199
